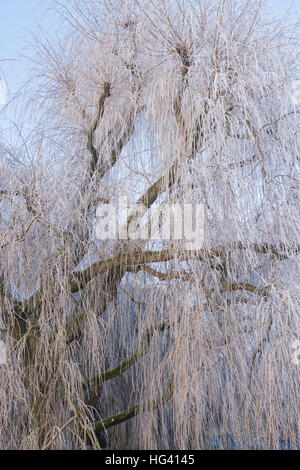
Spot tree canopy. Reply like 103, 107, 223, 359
0, 0, 299, 449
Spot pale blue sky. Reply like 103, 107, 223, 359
0, 0, 299, 104
0, 0, 41, 100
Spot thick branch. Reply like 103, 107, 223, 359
70, 241, 299, 293
87, 81, 111, 176
128, 265, 195, 282
92, 381, 173, 432
84, 323, 169, 406
221, 276, 270, 299
97, 108, 137, 179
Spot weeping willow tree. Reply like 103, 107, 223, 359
0, 0, 299, 450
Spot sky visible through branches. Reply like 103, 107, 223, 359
0, 1, 299, 103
